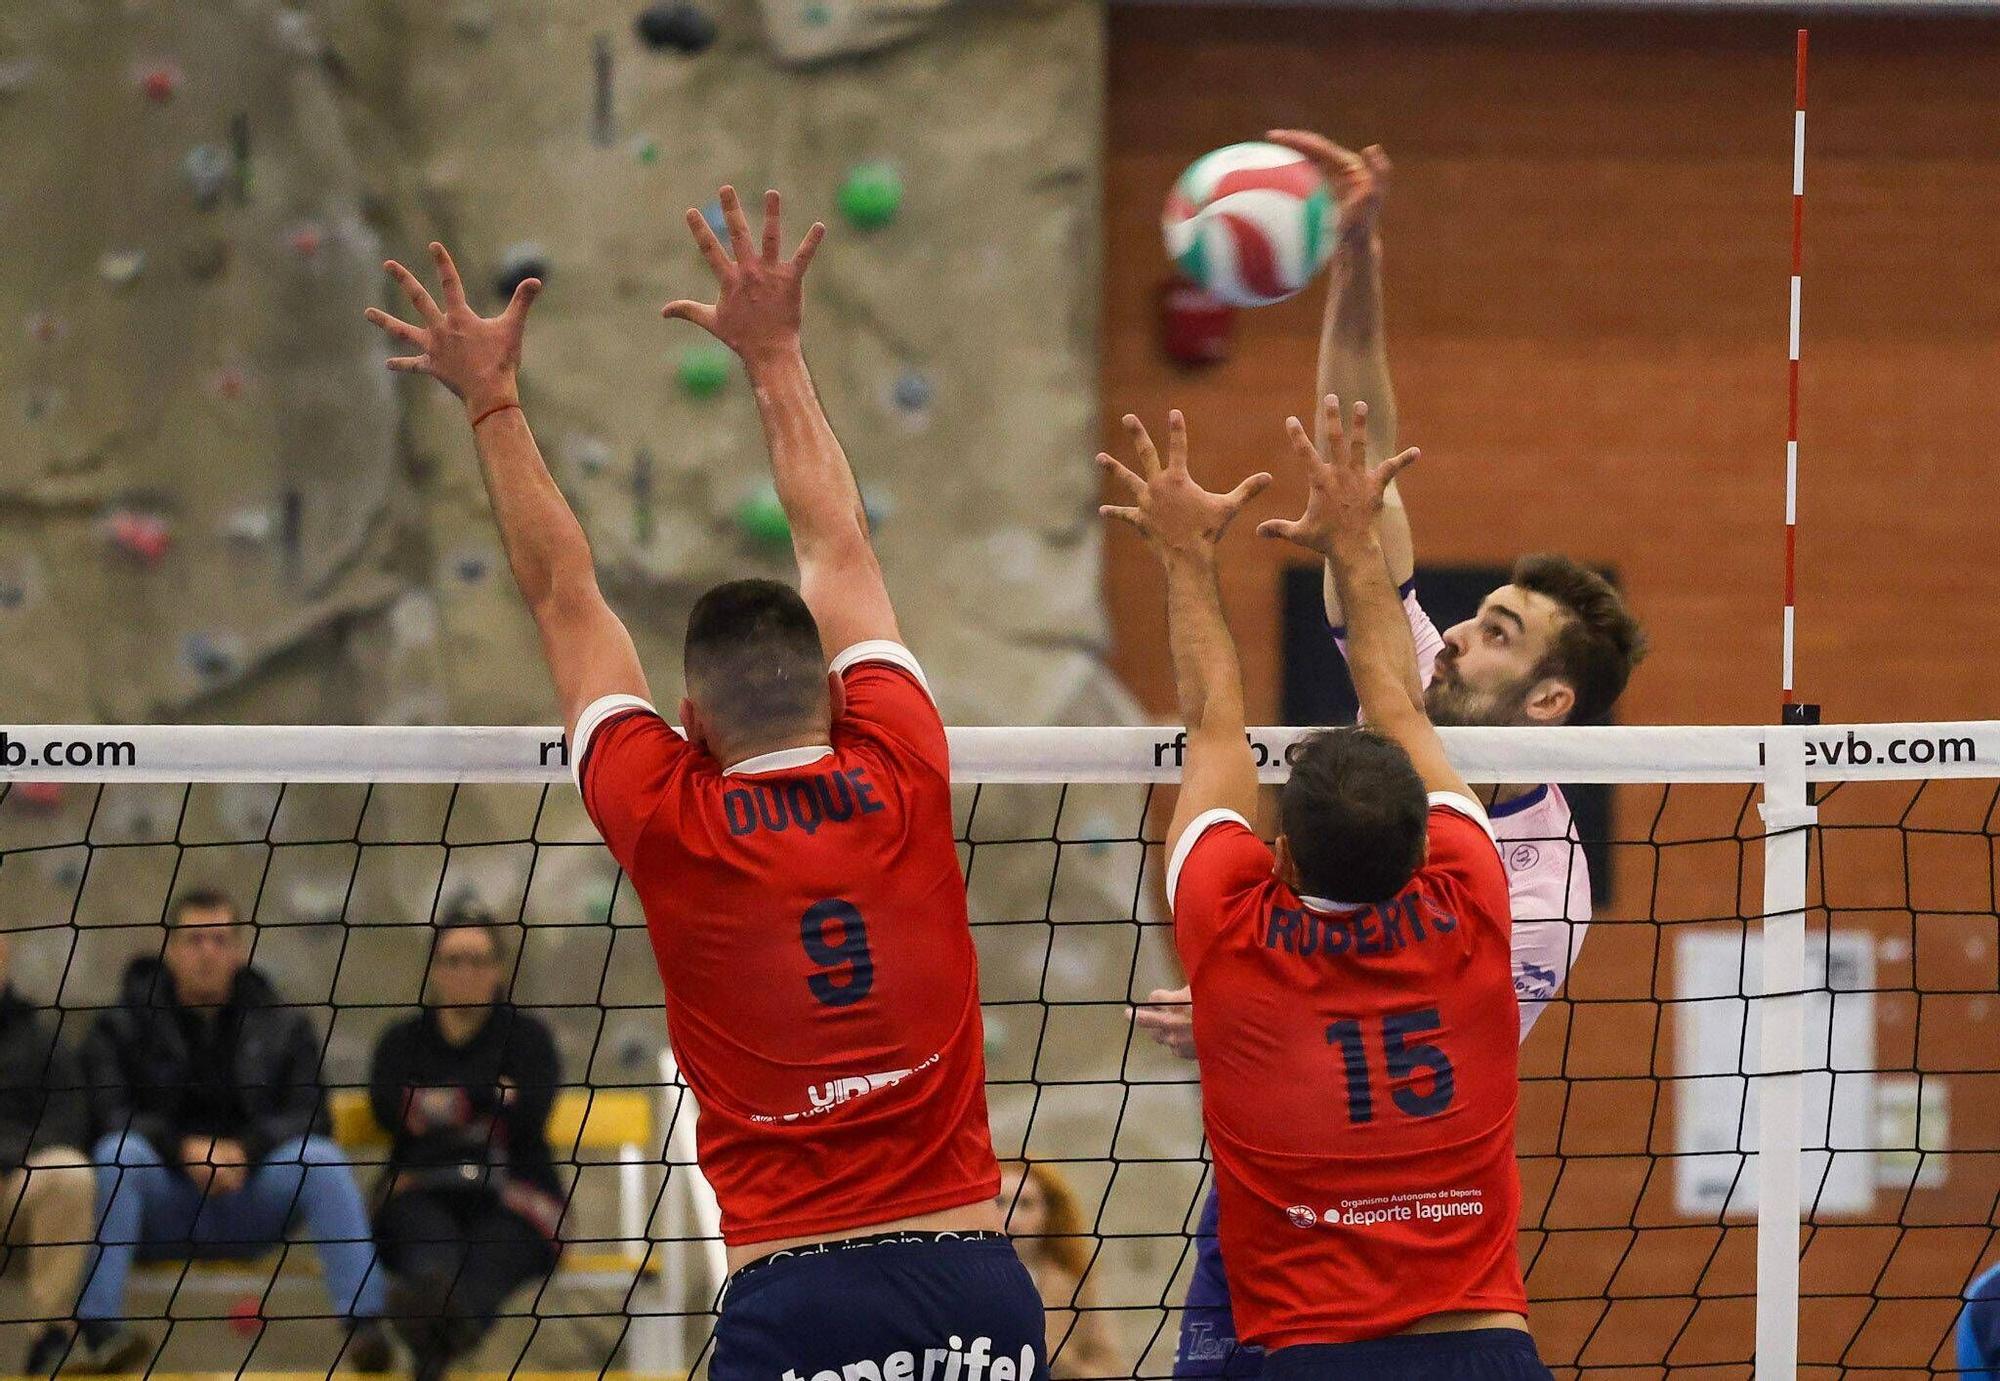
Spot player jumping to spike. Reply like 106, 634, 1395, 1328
365, 187, 1044, 1381
1101, 400, 1554, 1380
1131, 134, 1646, 1379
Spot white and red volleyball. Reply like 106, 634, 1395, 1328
1162, 142, 1336, 307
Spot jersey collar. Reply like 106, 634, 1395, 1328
1487, 783, 1550, 819
723, 745, 835, 776
1298, 894, 1369, 915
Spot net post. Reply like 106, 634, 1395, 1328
1755, 726, 1815, 1378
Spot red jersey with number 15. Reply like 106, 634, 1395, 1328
1170, 794, 1526, 1348
573, 640, 999, 1248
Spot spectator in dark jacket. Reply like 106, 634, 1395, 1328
77, 889, 392, 1372
369, 906, 563, 1381
0, 933, 102, 1376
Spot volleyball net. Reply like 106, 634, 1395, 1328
0, 720, 1993, 1378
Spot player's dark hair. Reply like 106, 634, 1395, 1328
683, 579, 828, 738
1511, 554, 1648, 725
168, 887, 239, 926
1279, 728, 1429, 903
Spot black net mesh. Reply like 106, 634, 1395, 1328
0, 766, 1988, 1378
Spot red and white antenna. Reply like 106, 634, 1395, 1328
1782, 29, 1812, 723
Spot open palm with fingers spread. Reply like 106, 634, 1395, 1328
364, 242, 540, 418
662, 185, 826, 366
1264, 130, 1391, 233
1098, 411, 1271, 562
1257, 395, 1420, 558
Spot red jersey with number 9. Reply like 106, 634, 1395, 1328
1169, 795, 1526, 1348
573, 641, 999, 1247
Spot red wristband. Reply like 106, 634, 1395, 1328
471, 400, 522, 429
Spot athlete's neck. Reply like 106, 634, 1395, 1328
1479, 782, 1538, 810
435, 1003, 492, 1046
717, 725, 833, 772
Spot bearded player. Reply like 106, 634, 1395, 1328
365, 188, 1044, 1381
1132, 134, 1645, 1378
1102, 399, 1554, 1380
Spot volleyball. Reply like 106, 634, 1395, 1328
1162, 141, 1336, 307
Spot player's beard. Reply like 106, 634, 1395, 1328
1424, 665, 1535, 728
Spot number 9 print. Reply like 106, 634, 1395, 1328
802, 899, 875, 1007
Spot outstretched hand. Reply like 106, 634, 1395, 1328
663, 186, 825, 366
1099, 411, 1270, 561
1257, 395, 1419, 557
1264, 130, 1390, 233
1128, 986, 1197, 1061
365, 242, 540, 417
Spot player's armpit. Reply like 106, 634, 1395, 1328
1327, 578, 1440, 709
798, 535, 901, 661
1164, 723, 1260, 877
1423, 795, 1504, 889
533, 582, 651, 743
831, 641, 946, 780
1165, 813, 1274, 973
572, 695, 686, 869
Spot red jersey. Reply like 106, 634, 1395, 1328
574, 640, 999, 1247
1169, 794, 1525, 1348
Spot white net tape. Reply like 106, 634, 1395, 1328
1, 721, 1994, 784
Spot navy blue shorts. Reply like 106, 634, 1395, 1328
710, 1231, 1048, 1381
1263, 1329, 1553, 1381
1175, 1187, 1263, 1379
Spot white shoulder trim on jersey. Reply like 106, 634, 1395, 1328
1165, 807, 1254, 916
1428, 790, 1500, 847
829, 639, 936, 704
570, 693, 661, 793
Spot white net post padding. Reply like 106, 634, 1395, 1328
3, 718, 1997, 1376
1756, 728, 1814, 1380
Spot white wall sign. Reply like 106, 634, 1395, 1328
1674, 928, 1877, 1219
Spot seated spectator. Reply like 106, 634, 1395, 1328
0, 933, 100, 1376
999, 1161, 1119, 1379
369, 905, 563, 1381
78, 889, 392, 1373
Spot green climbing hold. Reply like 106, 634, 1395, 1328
736, 488, 791, 548
838, 162, 902, 231
677, 343, 731, 398
803, 2, 831, 24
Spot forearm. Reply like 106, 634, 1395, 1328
745, 346, 869, 563
1163, 551, 1246, 738
469, 404, 602, 611
1319, 227, 1414, 623
1326, 530, 1426, 723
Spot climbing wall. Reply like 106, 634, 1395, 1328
0, 0, 1108, 736
2, 7, 1174, 1369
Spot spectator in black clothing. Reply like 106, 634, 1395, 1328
77, 889, 393, 1373
369, 906, 563, 1381
0, 933, 102, 1376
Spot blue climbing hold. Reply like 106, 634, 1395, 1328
892, 368, 933, 414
